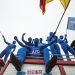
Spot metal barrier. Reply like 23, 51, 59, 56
0, 54, 75, 75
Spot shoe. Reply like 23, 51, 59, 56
45, 55, 57, 73
10, 53, 22, 71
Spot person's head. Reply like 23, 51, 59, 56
60, 35, 63, 39
39, 38, 43, 43
49, 32, 54, 36
12, 40, 16, 44
34, 38, 39, 46
71, 40, 75, 48
28, 37, 32, 43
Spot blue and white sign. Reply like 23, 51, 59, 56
67, 17, 75, 30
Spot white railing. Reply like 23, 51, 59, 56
49, 54, 75, 61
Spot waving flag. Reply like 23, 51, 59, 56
40, 0, 46, 15
46, 0, 53, 3
40, 0, 53, 15
60, 0, 70, 10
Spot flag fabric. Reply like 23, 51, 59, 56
40, 0, 46, 14
46, 0, 53, 3
60, 0, 70, 10
67, 17, 75, 30
40, 0, 53, 15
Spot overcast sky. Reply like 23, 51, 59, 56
0, 0, 75, 53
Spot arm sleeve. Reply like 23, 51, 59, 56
40, 40, 55, 50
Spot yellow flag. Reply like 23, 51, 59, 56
46, 0, 53, 3
60, 0, 70, 10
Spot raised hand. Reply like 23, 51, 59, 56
14, 36, 18, 40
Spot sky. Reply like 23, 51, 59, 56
0, 0, 75, 54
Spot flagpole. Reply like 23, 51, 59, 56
55, 10, 65, 32
50, 0, 70, 40
65, 18, 69, 38
50, 10, 66, 40
54, 0, 70, 33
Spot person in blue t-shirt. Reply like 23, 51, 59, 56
58, 35, 75, 61
47, 32, 63, 60
0, 34, 16, 62
22, 33, 33, 46
10, 36, 57, 74
38, 38, 46, 46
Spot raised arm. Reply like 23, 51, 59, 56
14, 36, 31, 50
2, 35, 10, 45
22, 33, 27, 44
14, 36, 25, 47
40, 39, 56, 50
22, 33, 33, 46
64, 34, 68, 43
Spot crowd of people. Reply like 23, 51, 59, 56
0, 32, 75, 74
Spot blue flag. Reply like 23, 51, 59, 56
67, 17, 75, 30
